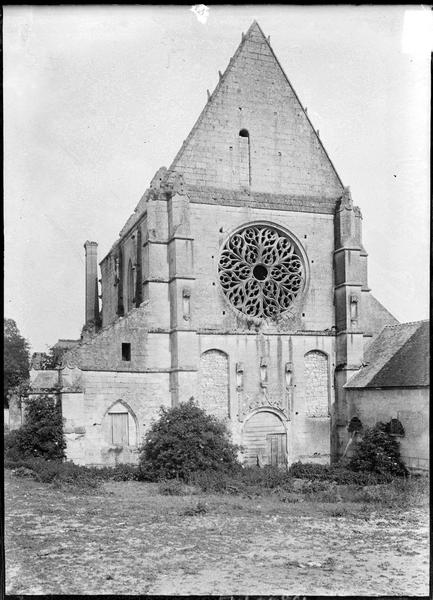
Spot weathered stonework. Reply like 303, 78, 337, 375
25, 21, 399, 467
198, 350, 230, 420
304, 351, 329, 417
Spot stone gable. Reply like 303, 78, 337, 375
170, 21, 343, 197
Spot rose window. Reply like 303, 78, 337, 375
218, 224, 305, 319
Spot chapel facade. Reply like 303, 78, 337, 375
31, 22, 399, 466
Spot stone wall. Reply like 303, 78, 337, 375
170, 23, 343, 197
346, 387, 429, 471
197, 331, 334, 464
62, 370, 171, 465
64, 305, 170, 372
197, 350, 230, 420
189, 202, 335, 333
304, 351, 329, 417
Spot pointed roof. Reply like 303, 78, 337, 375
168, 21, 344, 198
345, 320, 430, 389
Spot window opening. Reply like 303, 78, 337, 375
348, 416, 363, 433
388, 418, 405, 436
122, 343, 131, 361
218, 224, 305, 320
127, 260, 134, 311
238, 129, 251, 186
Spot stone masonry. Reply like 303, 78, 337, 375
27, 21, 398, 466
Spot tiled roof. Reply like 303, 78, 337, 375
345, 320, 429, 389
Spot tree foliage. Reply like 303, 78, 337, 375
5, 395, 66, 462
4, 319, 30, 406
349, 423, 408, 477
138, 399, 240, 480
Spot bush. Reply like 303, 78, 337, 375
6, 457, 100, 490
180, 501, 208, 516
5, 395, 66, 461
287, 461, 392, 485
138, 399, 240, 481
158, 480, 199, 496
288, 461, 331, 480
187, 466, 294, 498
94, 464, 140, 481
349, 423, 408, 477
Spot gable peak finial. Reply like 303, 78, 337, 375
245, 19, 266, 39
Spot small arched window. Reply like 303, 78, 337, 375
388, 418, 405, 437
348, 416, 363, 433
238, 129, 251, 186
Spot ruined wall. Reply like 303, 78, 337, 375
100, 213, 148, 327
64, 305, 170, 372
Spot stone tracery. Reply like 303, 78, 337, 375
218, 225, 305, 319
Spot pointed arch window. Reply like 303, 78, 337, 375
105, 401, 137, 446
238, 129, 251, 186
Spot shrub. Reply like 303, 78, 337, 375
187, 466, 294, 498
349, 423, 408, 477
180, 501, 208, 516
158, 480, 198, 496
6, 457, 101, 490
95, 464, 140, 481
138, 399, 240, 481
288, 461, 331, 480
287, 461, 393, 485
5, 395, 66, 461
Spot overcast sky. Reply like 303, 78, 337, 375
4, 5, 431, 352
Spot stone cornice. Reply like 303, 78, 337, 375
184, 185, 338, 215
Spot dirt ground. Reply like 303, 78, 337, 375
4, 471, 429, 596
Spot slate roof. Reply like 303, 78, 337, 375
345, 320, 430, 389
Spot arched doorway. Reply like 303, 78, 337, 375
243, 410, 287, 467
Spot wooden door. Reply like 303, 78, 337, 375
243, 411, 286, 466
267, 433, 287, 467
111, 412, 129, 445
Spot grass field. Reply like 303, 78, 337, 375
4, 470, 429, 595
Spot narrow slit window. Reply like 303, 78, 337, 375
238, 129, 251, 186
122, 343, 131, 361
127, 259, 134, 311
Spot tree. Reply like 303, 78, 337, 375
4, 319, 30, 407
139, 399, 240, 480
5, 394, 66, 462
349, 422, 408, 477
